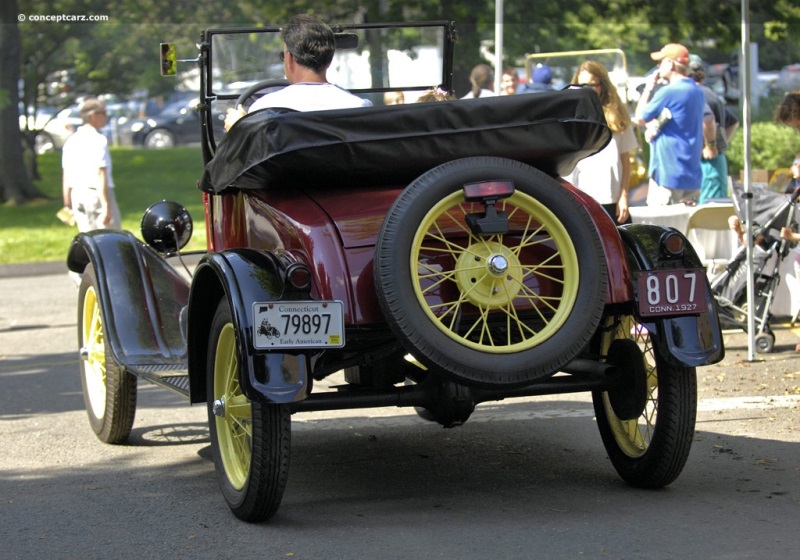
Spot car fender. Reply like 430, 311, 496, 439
187, 249, 310, 405
619, 224, 724, 367
67, 230, 190, 368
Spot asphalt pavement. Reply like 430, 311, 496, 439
1, 262, 798, 559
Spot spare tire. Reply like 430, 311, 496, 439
374, 156, 607, 387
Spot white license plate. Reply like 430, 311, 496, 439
637, 268, 708, 318
253, 301, 345, 349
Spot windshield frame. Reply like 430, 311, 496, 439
196, 20, 456, 161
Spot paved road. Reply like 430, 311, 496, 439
1, 265, 798, 559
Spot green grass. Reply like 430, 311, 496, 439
0, 146, 207, 264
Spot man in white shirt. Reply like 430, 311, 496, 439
224, 13, 371, 131
61, 98, 121, 231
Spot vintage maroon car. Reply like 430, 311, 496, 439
67, 21, 723, 522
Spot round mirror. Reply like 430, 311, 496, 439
141, 200, 193, 254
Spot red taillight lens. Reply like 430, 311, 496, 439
285, 263, 312, 291
661, 231, 685, 256
463, 180, 514, 201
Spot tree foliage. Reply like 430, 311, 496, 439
4, 0, 800, 204
726, 122, 800, 177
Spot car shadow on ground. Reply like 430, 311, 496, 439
4, 398, 797, 559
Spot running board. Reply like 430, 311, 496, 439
127, 363, 190, 397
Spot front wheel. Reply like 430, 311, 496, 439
592, 316, 697, 488
207, 298, 291, 522
78, 264, 137, 443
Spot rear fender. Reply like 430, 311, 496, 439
67, 230, 190, 368
187, 249, 311, 405
560, 180, 634, 303
619, 224, 724, 367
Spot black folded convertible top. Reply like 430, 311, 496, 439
199, 87, 611, 193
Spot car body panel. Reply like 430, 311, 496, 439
67, 230, 190, 368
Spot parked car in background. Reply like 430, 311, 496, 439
19, 105, 57, 153
125, 95, 225, 148
30, 104, 82, 154
775, 63, 800, 92
706, 62, 740, 104
23, 96, 138, 154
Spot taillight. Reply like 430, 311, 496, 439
463, 180, 515, 236
660, 231, 685, 257
285, 263, 312, 291
463, 180, 514, 201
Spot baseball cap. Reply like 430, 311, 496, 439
532, 64, 552, 84
651, 43, 690, 66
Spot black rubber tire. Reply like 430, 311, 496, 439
592, 316, 697, 488
374, 156, 607, 387
78, 263, 137, 444
207, 298, 291, 522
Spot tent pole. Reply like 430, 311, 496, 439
741, 0, 757, 361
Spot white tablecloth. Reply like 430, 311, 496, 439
629, 203, 795, 317
630, 203, 738, 262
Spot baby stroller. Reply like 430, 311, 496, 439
709, 182, 800, 353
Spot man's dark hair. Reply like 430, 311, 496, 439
282, 14, 335, 73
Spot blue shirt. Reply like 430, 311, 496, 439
643, 77, 705, 190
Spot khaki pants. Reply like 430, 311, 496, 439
73, 188, 121, 232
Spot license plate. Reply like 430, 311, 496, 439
253, 301, 345, 349
637, 268, 708, 318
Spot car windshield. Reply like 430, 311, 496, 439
206, 21, 454, 99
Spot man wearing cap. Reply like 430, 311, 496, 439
61, 97, 121, 232
520, 64, 553, 94
635, 43, 706, 205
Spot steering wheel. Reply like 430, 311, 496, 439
236, 79, 291, 109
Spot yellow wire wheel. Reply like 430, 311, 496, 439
206, 297, 291, 522
591, 315, 697, 488
375, 157, 607, 386
411, 190, 580, 353
81, 285, 107, 421
600, 316, 656, 458
213, 323, 252, 491
77, 263, 137, 444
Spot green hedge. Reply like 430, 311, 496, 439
726, 122, 800, 177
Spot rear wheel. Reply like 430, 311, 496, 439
592, 316, 697, 488
207, 298, 291, 522
78, 264, 137, 443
